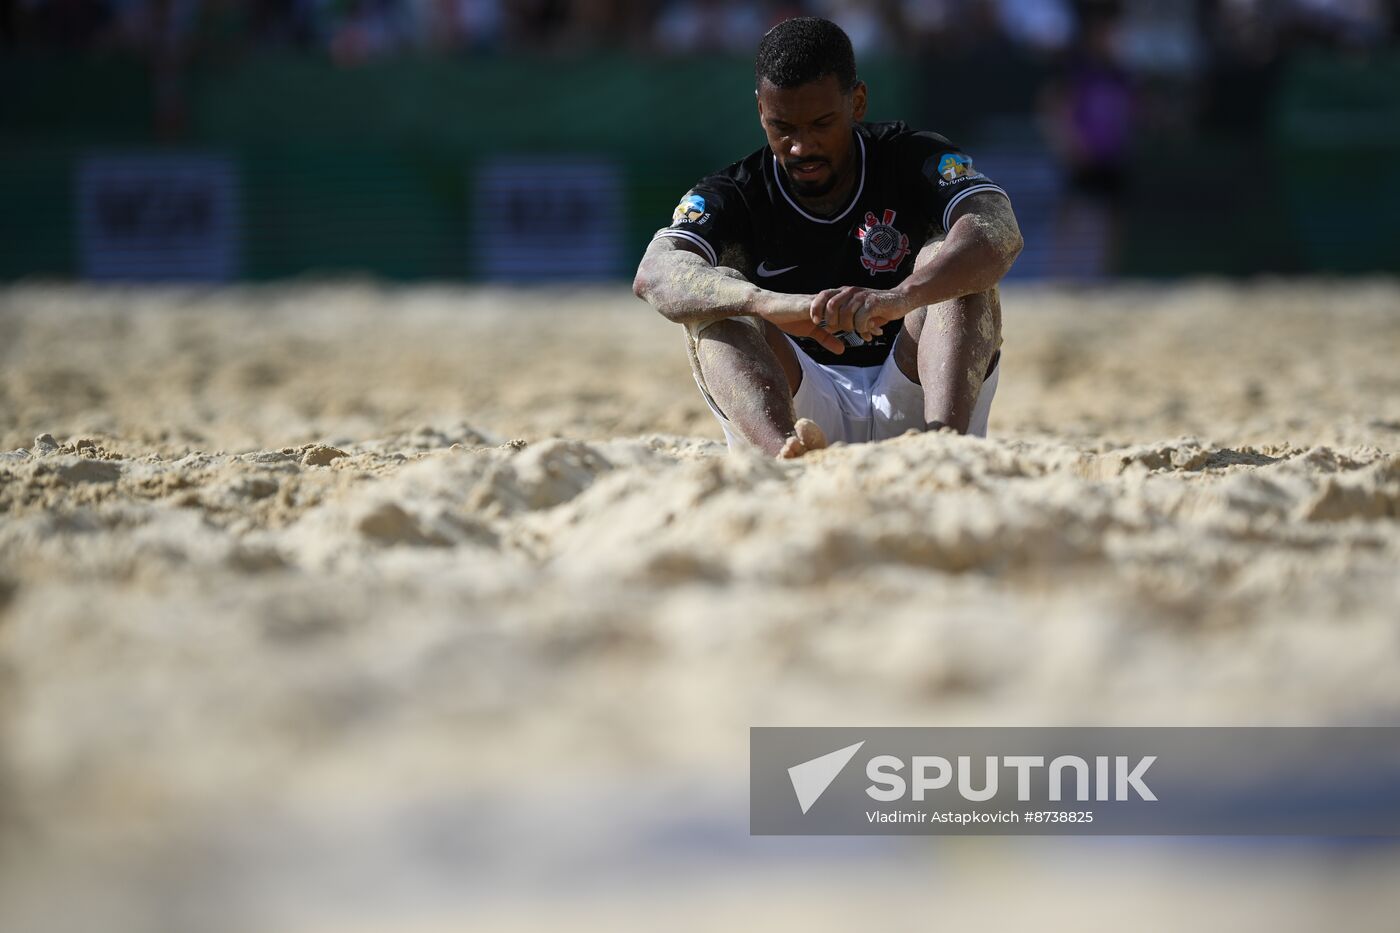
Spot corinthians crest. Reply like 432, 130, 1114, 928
856, 208, 910, 275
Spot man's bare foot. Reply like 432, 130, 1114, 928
777, 418, 828, 459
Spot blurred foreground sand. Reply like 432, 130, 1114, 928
1, 281, 1399, 932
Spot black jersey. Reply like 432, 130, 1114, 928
653, 121, 1008, 367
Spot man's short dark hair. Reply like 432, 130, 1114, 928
755, 17, 857, 92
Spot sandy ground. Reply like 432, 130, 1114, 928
1, 280, 1399, 932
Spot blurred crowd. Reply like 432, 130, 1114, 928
3, 0, 1395, 69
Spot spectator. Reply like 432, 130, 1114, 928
324, 0, 407, 64
1041, 11, 1134, 277
812, 0, 891, 54
29, 0, 113, 47
406, 0, 502, 52
654, 0, 767, 54
995, 0, 1075, 55
250, 0, 317, 48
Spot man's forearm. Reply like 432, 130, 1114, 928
894, 196, 1022, 311
635, 238, 851, 357
633, 242, 759, 327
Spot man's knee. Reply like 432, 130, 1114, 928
688, 317, 765, 390
689, 316, 802, 398
688, 316, 766, 364
900, 305, 928, 343
898, 288, 998, 345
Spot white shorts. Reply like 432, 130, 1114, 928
696, 332, 1001, 452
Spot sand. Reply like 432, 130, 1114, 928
1, 279, 1399, 932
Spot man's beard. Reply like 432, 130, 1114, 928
783, 158, 837, 196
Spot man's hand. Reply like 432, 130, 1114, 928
752, 291, 847, 355
809, 287, 914, 342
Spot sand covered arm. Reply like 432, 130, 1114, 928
632, 236, 762, 327
807, 191, 1023, 339
895, 191, 1023, 310
632, 237, 846, 354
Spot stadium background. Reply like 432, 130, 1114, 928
3, 0, 1398, 284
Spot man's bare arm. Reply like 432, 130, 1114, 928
896, 191, 1023, 311
808, 191, 1023, 338
632, 237, 847, 354
631, 236, 760, 327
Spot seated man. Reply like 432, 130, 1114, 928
633, 17, 1024, 459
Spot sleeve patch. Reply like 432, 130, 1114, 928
672, 193, 709, 225
925, 152, 985, 187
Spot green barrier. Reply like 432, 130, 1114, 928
2, 51, 1397, 279
0, 53, 917, 280
1273, 52, 1400, 273
1117, 137, 1302, 277
0, 144, 77, 279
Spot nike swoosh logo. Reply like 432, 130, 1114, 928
756, 261, 800, 278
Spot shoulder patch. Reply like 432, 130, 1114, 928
672, 193, 709, 226
925, 152, 984, 187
